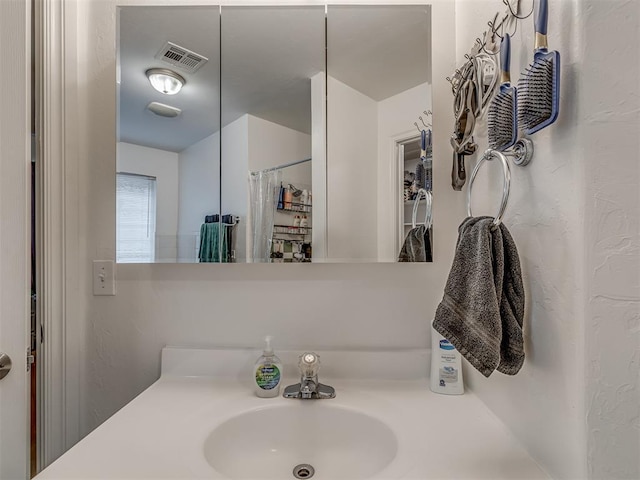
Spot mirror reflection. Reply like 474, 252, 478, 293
220, 6, 325, 263
116, 6, 221, 263
116, 5, 432, 264
326, 5, 432, 262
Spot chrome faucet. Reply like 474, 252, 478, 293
283, 352, 335, 399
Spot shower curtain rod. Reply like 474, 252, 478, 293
251, 157, 311, 174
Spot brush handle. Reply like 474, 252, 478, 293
535, 0, 548, 36
500, 34, 511, 82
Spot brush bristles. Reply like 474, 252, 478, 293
517, 58, 554, 130
488, 91, 515, 150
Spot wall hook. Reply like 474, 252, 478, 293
487, 12, 501, 40
488, 18, 504, 40
477, 31, 500, 56
503, 0, 534, 20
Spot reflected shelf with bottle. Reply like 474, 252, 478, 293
277, 202, 312, 213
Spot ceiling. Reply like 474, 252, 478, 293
327, 5, 431, 101
118, 6, 221, 153
220, 6, 325, 137
117, 5, 432, 153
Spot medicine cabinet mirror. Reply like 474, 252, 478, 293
116, 4, 432, 264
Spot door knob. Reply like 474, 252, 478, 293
0, 352, 12, 380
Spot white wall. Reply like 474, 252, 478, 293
273, 162, 311, 189
57, 0, 460, 462
176, 132, 220, 261
246, 113, 311, 189
246, 115, 311, 172
377, 82, 432, 261
455, 2, 586, 478
116, 142, 179, 261
326, 76, 379, 261
221, 115, 249, 261
582, 2, 640, 478
455, 1, 639, 479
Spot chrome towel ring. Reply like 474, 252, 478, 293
467, 149, 511, 226
412, 188, 433, 230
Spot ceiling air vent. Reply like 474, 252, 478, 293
155, 42, 208, 74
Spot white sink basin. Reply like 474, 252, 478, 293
34, 349, 551, 480
204, 404, 398, 479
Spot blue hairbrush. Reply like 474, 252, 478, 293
517, 0, 561, 134
488, 34, 518, 150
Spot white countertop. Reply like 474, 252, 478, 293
35, 348, 550, 480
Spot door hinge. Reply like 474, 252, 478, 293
27, 347, 35, 372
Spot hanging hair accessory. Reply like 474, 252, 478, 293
517, 0, 560, 134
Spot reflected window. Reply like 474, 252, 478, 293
116, 173, 157, 263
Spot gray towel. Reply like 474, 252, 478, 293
399, 225, 432, 262
432, 216, 525, 377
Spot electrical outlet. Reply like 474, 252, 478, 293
93, 260, 116, 296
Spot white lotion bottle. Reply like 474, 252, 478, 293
254, 336, 283, 398
430, 329, 464, 395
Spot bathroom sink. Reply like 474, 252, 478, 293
35, 349, 551, 480
203, 404, 398, 479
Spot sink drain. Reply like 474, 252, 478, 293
293, 464, 315, 479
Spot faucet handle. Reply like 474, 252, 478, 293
283, 352, 335, 399
299, 352, 320, 378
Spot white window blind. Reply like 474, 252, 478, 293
116, 173, 157, 263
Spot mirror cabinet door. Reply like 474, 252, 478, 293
117, 6, 221, 263
116, 5, 431, 264
220, 6, 326, 263
326, 5, 432, 263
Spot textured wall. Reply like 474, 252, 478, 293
582, 1, 640, 478
454, 1, 586, 478
456, 0, 640, 478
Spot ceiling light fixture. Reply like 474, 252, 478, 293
145, 68, 185, 95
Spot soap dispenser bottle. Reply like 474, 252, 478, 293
254, 336, 283, 398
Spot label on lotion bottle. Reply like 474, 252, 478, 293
430, 329, 464, 395
438, 340, 459, 385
